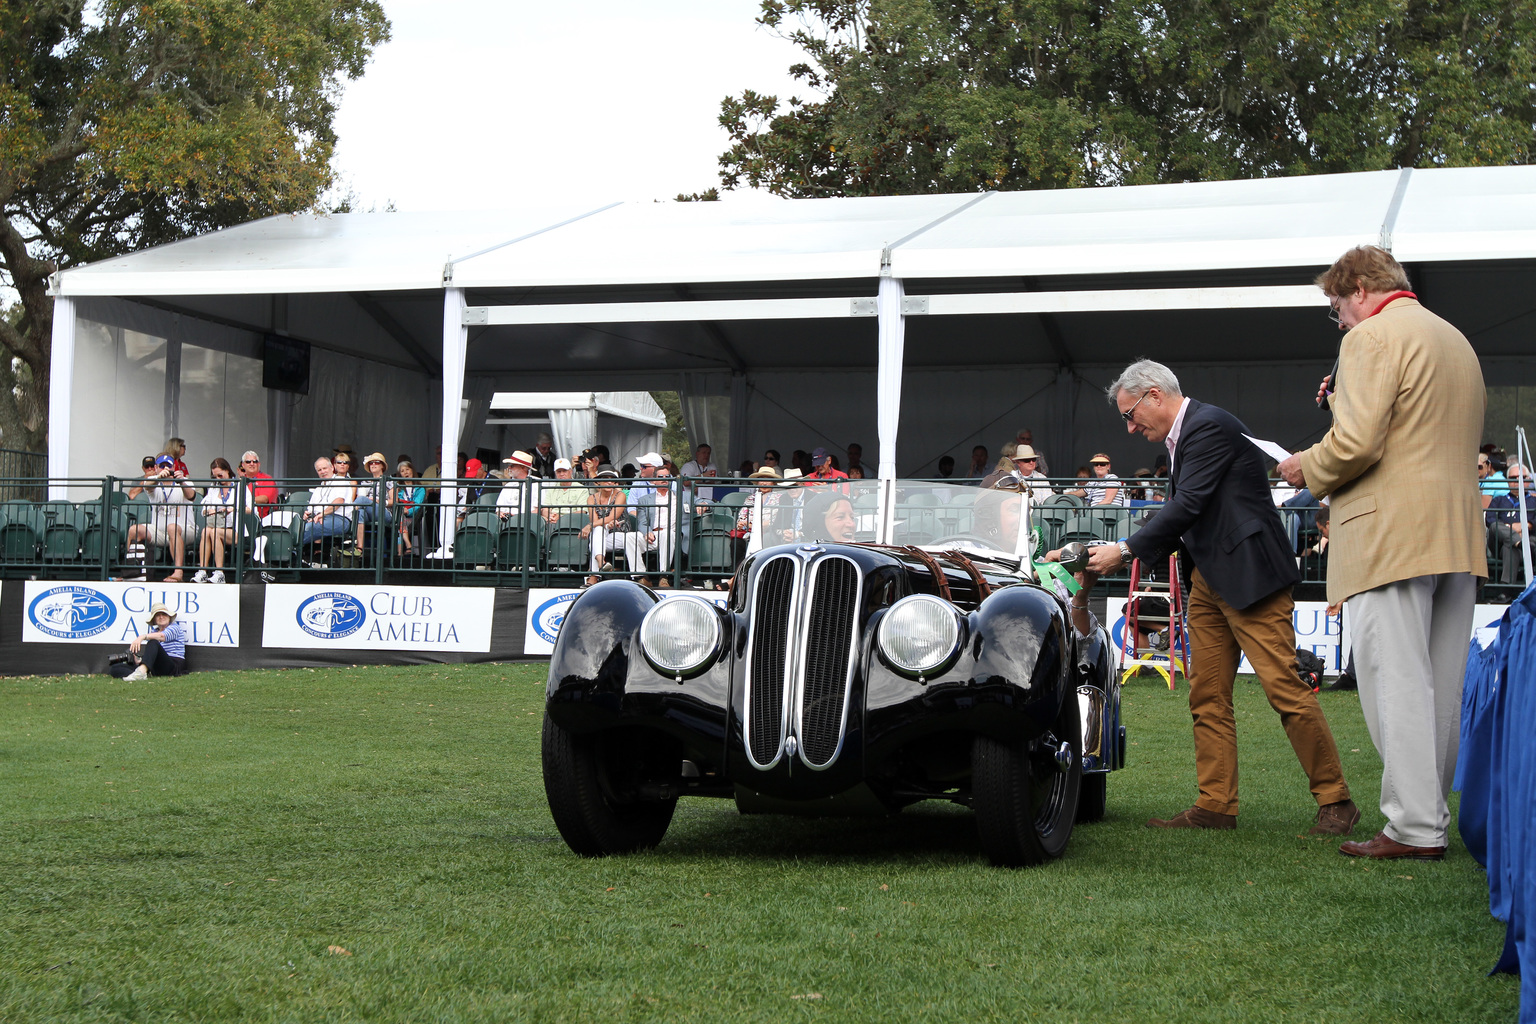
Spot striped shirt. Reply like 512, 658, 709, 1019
160, 620, 188, 660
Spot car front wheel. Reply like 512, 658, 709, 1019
972, 693, 1082, 867
541, 716, 678, 857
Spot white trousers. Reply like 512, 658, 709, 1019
622, 530, 675, 577
589, 526, 628, 571
1349, 572, 1476, 847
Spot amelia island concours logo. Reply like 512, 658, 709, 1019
533, 592, 579, 645
296, 592, 368, 640
28, 585, 118, 639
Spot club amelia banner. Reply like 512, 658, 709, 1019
524, 587, 730, 656
262, 584, 494, 652
22, 581, 240, 646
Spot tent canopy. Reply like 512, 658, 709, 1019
49, 166, 1536, 491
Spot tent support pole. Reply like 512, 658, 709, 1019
875, 276, 905, 481
47, 296, 76, 499
438, 288, 468, 555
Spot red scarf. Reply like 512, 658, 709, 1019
1368, 290, 1417, 318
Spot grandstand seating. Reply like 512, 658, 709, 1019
0, 481, 1352, 592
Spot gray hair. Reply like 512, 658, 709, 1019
1106, 359, 1183, 404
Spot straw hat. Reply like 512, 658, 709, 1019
146, 602, 177, 624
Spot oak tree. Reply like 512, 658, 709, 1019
719, 0, 1536, 197
1, 0, 389, 452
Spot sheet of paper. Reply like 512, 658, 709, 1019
1244, 434, 1292, 462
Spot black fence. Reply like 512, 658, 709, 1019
0, 449, 46, 502
3, 473, 1524, 601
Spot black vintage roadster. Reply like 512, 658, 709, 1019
541, 481, 1126, 866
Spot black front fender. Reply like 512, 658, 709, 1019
864, 583, 1072, 760
545, 581, 658, 731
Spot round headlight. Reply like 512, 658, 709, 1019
878, 594, 962, 678
640, 597, 722, 676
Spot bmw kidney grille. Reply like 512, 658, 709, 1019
743, 552, 862, 770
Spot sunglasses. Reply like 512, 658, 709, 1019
1121, 390, 1151, 423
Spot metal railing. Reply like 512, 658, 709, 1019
0, 472, 1522, 600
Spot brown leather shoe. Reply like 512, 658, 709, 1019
1147, 806, 1237, 830
1338, 831, 1445, 861
1309, 799, 1361, 836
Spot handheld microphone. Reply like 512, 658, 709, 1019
1317, 357, 1339, 410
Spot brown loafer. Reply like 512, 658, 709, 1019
1308, 799, 1361, 836
1147, 806, 1237, 830
1339, 831, 1445, 861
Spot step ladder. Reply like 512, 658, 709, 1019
1119, 554, 1190, 690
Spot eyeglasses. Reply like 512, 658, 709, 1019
1327, 298, 1343, 325
1121, 390, 1151, 423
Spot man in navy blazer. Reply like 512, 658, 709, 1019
1086, 359, 1357, 835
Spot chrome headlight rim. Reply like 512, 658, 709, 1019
639, 595, 724, 679
876, 593, 964, 681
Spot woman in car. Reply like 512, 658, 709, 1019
802, 490, 857, 543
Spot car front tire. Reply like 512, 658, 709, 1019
541, 716, 677, 857
972, 693, 1082, 867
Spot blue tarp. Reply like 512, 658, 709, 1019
1455, 583, 1536, 1020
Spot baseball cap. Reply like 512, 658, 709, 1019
553, 457, 572, 471
465, 458, 483, 475
637, 451, 663, 468
154, 455, 176, 468
811, 447, 830, 467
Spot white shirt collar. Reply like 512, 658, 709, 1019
1165, 396, 1192, 467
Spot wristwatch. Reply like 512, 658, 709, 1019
1117, 539, 1133, 564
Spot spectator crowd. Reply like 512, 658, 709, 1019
116, 426, 1528, 588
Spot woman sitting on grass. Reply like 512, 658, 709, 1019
112, 602, 188, 680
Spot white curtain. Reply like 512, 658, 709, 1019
286, 345, 436, 477
875, 277, 906, 480
680, 371, 731, 462
459, 375, 497, 455
548, 406, 594, 467
66, 319, 167, 493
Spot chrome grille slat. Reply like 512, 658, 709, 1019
799, 558, 860, 766
745, 556, 796, 766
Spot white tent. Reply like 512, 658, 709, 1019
50, 166, 1536, 503
486, 391, 665, 470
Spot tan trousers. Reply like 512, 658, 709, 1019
1186, 569, 1350, 816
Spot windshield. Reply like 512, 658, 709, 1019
739, 479, 1035, 567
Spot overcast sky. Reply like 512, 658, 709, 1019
329, 0, 809, 211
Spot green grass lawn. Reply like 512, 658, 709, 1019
0, 664, 1517, 1023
